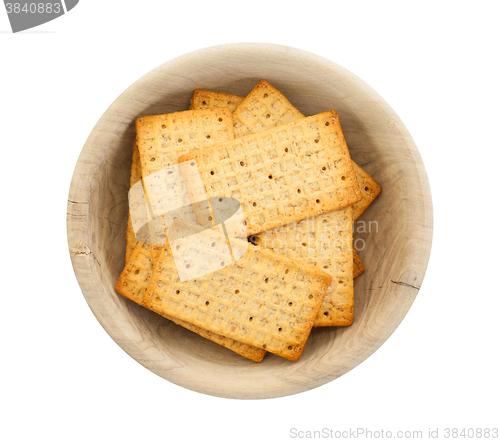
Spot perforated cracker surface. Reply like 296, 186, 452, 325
136, 108, 235, 178
232, 80, 305, 138
190, 90, 244, 113
179, 112, 361, 236
134, 108, 235, 245
144, 243, 331, 361
255, 206, 354, 326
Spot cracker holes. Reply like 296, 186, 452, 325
161, 124, 166, 129
219, 198, 223, 201
150, 157, 156, 162
288, 346, 292, 350
205, 301, 210, 306
322, 166, 326, 171
308, 294, 313, 299
190, 162, 195, 166
134, 269, 140, 275
323, 265, 329, 269
252, 202, 257, 207
288, 302, 293, 306
249, 317, 253, 321
206, 135, 211, 139
316, 199, 321, 204
235, 289, 240, 294
266, 114, 270, 119
264, 277, 269, 283
297, 189, 301, 193
284, 148, 289, 153
202, 101, 207, 105
208, 216, 212, 221
365, 186, 369, 191
341, 176, 346, 181
285, 269, 289, 274
176, 290, 180, 294
314, 138, 320, 143
263, 93, 268, 98
210, 170, 215, 175
218, 118, 223, 122
178, 138, 183, 143
220, 261, 225, 266
268, 175, 273, 179
211, 242, 216, 247
278, 327, 282, 332
324, 311, 329, 316
325, 122, 330, 126
240, 161, 245, 166
186, 264, 191, 269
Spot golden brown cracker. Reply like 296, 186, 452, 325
179, 112, 362, 237
143, 238, 332, 361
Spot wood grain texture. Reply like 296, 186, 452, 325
67, 43, 433, 399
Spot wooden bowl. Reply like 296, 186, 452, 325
67, 43, 433, 399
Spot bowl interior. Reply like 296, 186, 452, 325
67, 43, 432, 399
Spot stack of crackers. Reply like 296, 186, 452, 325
116, 81, 381, 362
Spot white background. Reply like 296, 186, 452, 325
1, 1, 499, 441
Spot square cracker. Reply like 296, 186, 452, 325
189, 90, 244, 113
255, 206, 354, 326
179, 111, 362, 237
143, 226, 332, 361
116, 241, 266, 362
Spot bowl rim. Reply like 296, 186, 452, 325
67, 42, 433, 399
